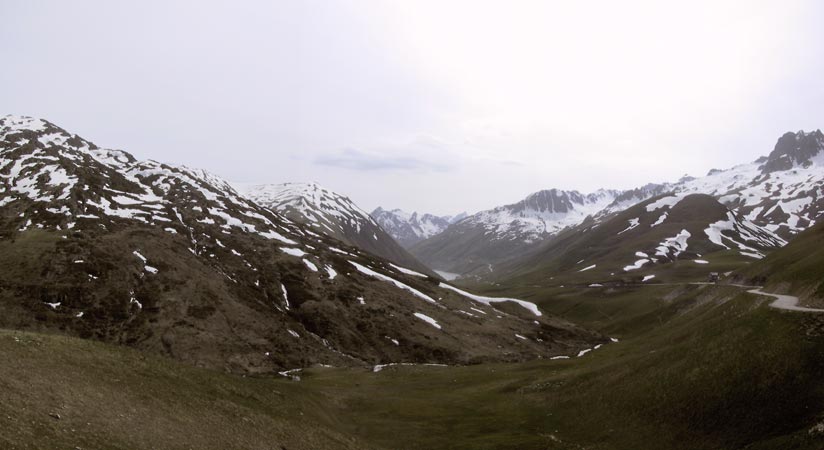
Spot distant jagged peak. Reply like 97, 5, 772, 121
760, 129, 824, 174
370, 207, 456, 247
501, 188, 621, 216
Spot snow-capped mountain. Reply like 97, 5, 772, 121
410, 129, 824, 279
0, 115, 603, 372
370, 207, 466, 247
408, 187, 667, 276
236, 182, 431, 274
671, 130, 824, 239
469, 188, 623, 243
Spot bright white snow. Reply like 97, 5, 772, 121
413, 312, 442, 329
439, 283, 542, 316
349, 261, 437, 304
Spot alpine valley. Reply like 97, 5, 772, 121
4, 115, 824, 450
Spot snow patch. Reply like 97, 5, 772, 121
413, 312, 442, 329
439, 283, 542, 317
349, 261, 437, 304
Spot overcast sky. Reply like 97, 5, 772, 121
3, 1, 823, 215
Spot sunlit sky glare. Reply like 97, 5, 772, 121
3, 0, 823, 215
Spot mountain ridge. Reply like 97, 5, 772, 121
236, 182, 433, 275
409, 129, 823, 279
370, 207, 466, 248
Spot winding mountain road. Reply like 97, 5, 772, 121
616, 282, 824, 313
747, 289, 824, 313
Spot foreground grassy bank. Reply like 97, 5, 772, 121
3, 285, 824, 449
0, 329, 373, 450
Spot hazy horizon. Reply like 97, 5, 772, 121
3, 0, 823, 215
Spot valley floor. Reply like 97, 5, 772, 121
3, 283, 824, 450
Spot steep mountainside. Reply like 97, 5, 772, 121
370, 207, 466, 247
494, 193, 785, 287
409, 187, 668, 277
0, 115, 605, 373
237, 182, 432, 275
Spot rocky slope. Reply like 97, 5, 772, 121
370, 207, 466, 247
236, 182, 432, 275
0, 115, 605, 373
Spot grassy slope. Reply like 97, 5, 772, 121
4, 284, 824, 449
303, 287, 824, 450
0, 329, 374, 450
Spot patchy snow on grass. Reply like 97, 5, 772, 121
372, 362, 448, 373
260, 230, 298, 245
144, 265, 158, 274
413, 312, 442, 329
287, 329, 300, 338
469, 307, 487, 315
650, 212, 668, 227
350, 261, 437, 304
588, 283, 604, 287
281, 283, 290, 309
740, 251, 764, 259
623, 259, 649, 271
578, 264, 596, 272
280, 247, 307, 257
132, 250, 147, 263
617, 218, 640, 234
694, 259, 709, 264
515, 334, 527, 340
439, 283, 542, 316
389, 263, 427, 278
325, 265, 337, 279
655, 229, 691, 258
646, 193, 687, 212
642, 275, 656, 282
303, 259, 318, 272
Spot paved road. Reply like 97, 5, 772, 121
747, 288, 824, 313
